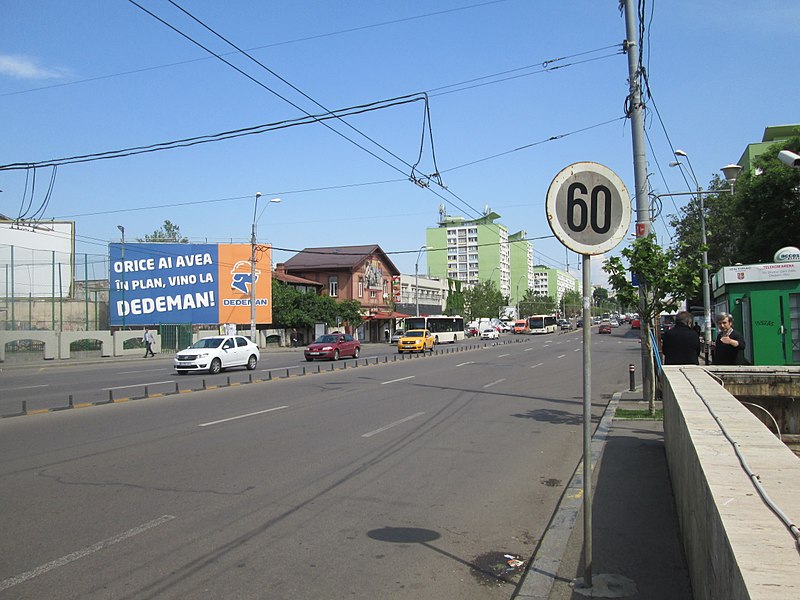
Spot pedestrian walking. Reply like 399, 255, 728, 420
713, 312, 746, 365
290, 328, 298, 348
143, 329, 156, 358
661, 311, 701, 365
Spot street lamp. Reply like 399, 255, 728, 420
515, 275, 527, 317
117, 225, 125, 329
250, 192, 281, 346
414, 245, 427, 317
671, 150, 712, 361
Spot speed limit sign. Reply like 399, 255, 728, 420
545, 162, 631, 255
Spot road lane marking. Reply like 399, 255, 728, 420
483, 378, 506, 389
557, 354, 566, 359
0, 515, 176, 592
498, 353, 510, 358
381, 375, 415, 385
199, 405, 288, 427
103, 381, 173, 390
362, 412, 425, 438
5, 384, 49, 391
574, 348, 581, 352
524, 348, 534, 352
455, 361, 474, 367
531, 363, 543, 369
117, 369, 170, 374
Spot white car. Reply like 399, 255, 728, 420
174, 335, 260, 375
480, 327, 500, 340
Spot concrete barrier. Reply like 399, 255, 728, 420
0, 330, 57, 361
662, 366, 800, 600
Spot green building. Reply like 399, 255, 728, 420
712, 260, 800, 366
426, 210, 532, 305
736, 124, 799, 172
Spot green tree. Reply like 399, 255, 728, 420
138, 220, 189, 243
561, 289, 582, 318
592, 286, 609, 307
603, 234, 699, 414
731, 135, 800, 264
445, 279, 465, 316
519, 291, 556, 316
271, 282, 364, 331
463, 280, 504, 321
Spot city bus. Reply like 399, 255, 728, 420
403, 315, 465, 343
527, 314, 558, 334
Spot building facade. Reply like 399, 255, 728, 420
427, 210, 531, 302
532, 265, 579, 304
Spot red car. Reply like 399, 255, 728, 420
304, 333, 360, 361
598, 323, 612, 334
630, 318, 641, 329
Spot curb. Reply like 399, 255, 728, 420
515, 391, 621, 599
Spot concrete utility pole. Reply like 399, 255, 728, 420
623, 0, 653, 408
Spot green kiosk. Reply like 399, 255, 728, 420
711, 247, 800, 366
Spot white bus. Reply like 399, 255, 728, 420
404, 315, 465, 343
528, 314, 558, 334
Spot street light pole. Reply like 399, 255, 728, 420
415, 245, 427, 317
117, 225, 125, 330
250, 193, 281, 346
250, 192, 261, 344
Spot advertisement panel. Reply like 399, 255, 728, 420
109, 243, 272, 326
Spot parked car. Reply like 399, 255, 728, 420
304, 333, 360, 361
480, 327, 500, 340
398, 329, 435, 353
390, 329, 405, 344
174, 335, 259, 375
598, 323, 612, 334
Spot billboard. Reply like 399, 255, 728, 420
109, 243, 272, 326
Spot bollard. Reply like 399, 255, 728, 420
22, 400, 27, 414
303, 367, 306, 376
629, 364, 636, 392
268, 370, 272, 380
286, 368, 290, 378
175, 382, 180, 393
317, 364, 321, 373
226, 376, 231, 386
144, 385, 149, 398
203, 379, 207, 390
109, 389, 114, 402
69, 395, 74, 408
248, 374, 253, 384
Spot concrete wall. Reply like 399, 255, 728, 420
662, 366, 800, 600
0, 330, 152, 361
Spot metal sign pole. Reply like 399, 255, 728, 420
581, 253, 593, 587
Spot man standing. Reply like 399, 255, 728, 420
143, 328, 156, 358
661, 311, 702, 365
713, 312, 746, 365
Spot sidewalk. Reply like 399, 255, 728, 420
517, 391, 693, 599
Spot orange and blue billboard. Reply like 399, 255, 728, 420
109, 243, 272, 326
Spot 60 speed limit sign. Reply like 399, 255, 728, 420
545, 162, 631, 255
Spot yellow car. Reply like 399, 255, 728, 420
397, 329, 435, 354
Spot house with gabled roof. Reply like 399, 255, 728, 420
279, 244, 406, 342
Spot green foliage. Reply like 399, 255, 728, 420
519, 291, 556, 316
561, 289, 582, 317
138, 220, 189, 243
463, 280, 504, 321
445, 278, 465, 316
603, 234, 699, 326
271, 281, 364, 329
731, 135, 800, 264
592, 286, 609, 306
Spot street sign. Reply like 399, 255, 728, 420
545, 162, 632, 255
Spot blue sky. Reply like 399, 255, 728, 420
2, 0, 798, 286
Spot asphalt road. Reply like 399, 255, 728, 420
0, 328, 641, 599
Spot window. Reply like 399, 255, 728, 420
370, 290, 377, 299
358, 277, 363, 298
329, 276, 339, 297
383, 279, 388, 296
